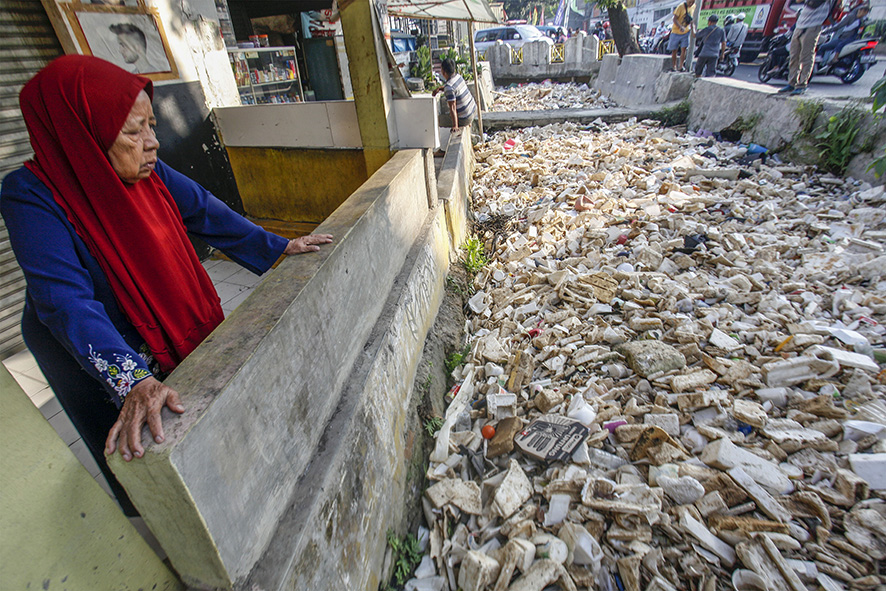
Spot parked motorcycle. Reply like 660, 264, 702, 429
758, 30, 878, 85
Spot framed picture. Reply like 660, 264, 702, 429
60, 2, 178, 80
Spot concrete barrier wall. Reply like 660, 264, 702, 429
608, 54, 671, 106
688, 77, 886, 184
437, 129, 475, 255
110, 150, 437, 589
594, 53, 621, 98
0, 366, 181, 590
688, 78, 803, 149
250, 200, 452, 591
594, 54, 694, 107
485, 34, 600, 84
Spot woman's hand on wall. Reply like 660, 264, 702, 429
284, 234, 333, 255
105, 377, 185, 461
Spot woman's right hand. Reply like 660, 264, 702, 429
105, 377, 185, 461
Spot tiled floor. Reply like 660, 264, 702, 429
2, 257, 261, 504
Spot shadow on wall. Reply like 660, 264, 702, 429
153, 81, 245, 257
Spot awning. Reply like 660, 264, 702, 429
386, 0, 499, 23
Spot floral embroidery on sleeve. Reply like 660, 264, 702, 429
88, 344, 152, 398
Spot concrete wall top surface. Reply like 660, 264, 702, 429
109, 149, 432, 589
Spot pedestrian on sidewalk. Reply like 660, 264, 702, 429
779, 0, 841, 95
432, 58, 477, 133
669, 0, 696, 71
695, 15, 726, 77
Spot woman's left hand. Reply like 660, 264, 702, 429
105, 376, 185, 461
284, 233, 333, 255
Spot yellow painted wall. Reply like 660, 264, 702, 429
226, 147, 368, 223
0, 366, 182, 590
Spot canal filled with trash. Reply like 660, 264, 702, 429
397, 115, 886, 591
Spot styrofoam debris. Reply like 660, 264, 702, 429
407, 116, 886, 591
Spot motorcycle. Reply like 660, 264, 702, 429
716, 46, 741, 77
651, 31, 670, 54
758, 30, 878, 85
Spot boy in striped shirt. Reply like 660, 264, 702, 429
433, 58, 477, 132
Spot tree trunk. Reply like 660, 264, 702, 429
608, 4, 640, 56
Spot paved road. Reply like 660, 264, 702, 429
730, 58, 884, 100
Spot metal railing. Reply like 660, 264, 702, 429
551, 43, 565, 63
597, 39, 616, 60
510, 46, 523, 65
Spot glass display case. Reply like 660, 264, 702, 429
228, 46, 305, 104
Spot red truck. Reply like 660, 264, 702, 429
698, 0, 803, 62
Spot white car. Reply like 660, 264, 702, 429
474, 25, 554, 53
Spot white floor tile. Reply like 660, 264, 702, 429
2, 349, 37, 374
201, 258, 223, 271
48, 411, 80, 446
214, 281, 250, 306
205, 260, 240, 283
94, 473, 114, 500
38, 395, 63, 420
14, 373, 49, 397
23, 363, 48, 385
223, 267, 263, 288
224, 287, 255, 311
29, 385, 55, 409
69, 438, 101, 478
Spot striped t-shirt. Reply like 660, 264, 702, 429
443, 74, 477, 122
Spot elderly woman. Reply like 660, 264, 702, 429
1, 55, 332, 514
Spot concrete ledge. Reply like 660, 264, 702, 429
486, 35, 600, 83
593, 53, 621, 99
609, 54, 671, 106
688, 77, 886, 184
247, 202, 451, 591
688, 77, 804, 149
438, 129, 475, 254
1, 366, 181, 590
483, 104, 672, 130
110, 150, 432, 589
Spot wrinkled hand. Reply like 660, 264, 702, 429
105, 377, 184, 461
284, 233, 333, 255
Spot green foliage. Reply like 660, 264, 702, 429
653, 100, 690, 127
502, 0, 559, 21
386, 530, 423, 587
423, 416, 444, 436
446, 274, 471, 298
794, 99, 824, 135
868, 75, 886, 177
815, 106, 865, 175
734, 113, 763, 133
414, 46, 435, 88
461, 236, 488, 275
596, 0, 627, 9
441, 45, 474, 81
445, 344, 472, 374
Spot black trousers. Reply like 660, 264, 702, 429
21, 306, 139, 516
695, 55, 718, 77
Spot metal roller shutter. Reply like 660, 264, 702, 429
0, 0, 62, 359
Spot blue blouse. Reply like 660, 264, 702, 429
1, 160, 288, 406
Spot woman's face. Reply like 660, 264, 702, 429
108, 90, 159, 184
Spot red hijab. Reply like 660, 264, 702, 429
20, 55, 223, 372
